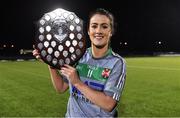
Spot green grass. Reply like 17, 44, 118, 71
0, 56, 180, 117
119, 56, 180, 117
0, 61, 68, 117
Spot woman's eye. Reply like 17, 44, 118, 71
102, 25, 108, 29
91, 25, 97, 29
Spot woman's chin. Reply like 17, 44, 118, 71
93, 43, 106, 49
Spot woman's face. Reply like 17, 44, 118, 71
88, 14, 112, 49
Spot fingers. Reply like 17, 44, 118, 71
60, 68, 72, 79
60, 65, 80, 85
61, 64, 75, 73
60, 69, 70, 76
63, 64, 75, 70
32, 49, 42, 60
36, 55, 41, 59
61, 66, 71, 73
61, 65, 75, 77
32, 49, 39, 56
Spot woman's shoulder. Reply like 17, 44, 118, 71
110, 50, 126, 67
111, 50, 125, 60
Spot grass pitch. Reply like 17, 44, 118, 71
0, 56, 180, 117
119, 56, 180, 117
0, 61, 68, 117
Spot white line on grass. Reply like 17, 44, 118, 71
127, 65, 180, 71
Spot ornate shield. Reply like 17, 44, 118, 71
35, 8, 86, 69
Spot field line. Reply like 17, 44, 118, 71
127, 65, 180, 71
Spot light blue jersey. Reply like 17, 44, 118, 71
64, 48, 126, 117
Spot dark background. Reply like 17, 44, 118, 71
0, 0, 180, 56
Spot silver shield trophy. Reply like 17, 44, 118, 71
35, 8, 86, 69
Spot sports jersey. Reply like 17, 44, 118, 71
64, 47, 126, 117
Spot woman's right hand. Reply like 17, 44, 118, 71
32, 49, 43, 62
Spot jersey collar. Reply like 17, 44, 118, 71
88, 47, 112, 59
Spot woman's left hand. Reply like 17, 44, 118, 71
60, 64, 81, 85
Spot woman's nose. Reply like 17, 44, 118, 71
95, 26, 102, 33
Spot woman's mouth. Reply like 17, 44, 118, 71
94, 35, 103, 40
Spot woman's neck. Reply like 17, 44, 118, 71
91, 45, 109, 58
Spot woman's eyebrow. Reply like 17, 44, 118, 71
90, 23, 98, 25
90, 23, 109, 25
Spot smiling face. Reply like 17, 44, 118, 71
88, 14, 112, 49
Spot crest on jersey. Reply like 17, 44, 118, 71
102, 68, 111, 79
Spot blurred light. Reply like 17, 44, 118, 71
124, 42, 127, 45
11, 45, 14, 48
3, 45, 6, 48
20, 49, 33, 55
120, 42, 122, 45
20, 49, 23, 54
158, 41, 162, 45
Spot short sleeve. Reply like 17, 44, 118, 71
103, 58, 126, 101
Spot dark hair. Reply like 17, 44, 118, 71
87, 8, 115, 35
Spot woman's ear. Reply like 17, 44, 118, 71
109, 32, 112, 37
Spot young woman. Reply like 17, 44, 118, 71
33, 8, 126, 117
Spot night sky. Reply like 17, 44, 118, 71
0, 0, 180, 55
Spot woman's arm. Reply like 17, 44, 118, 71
75, 81, 117, 112
48, 66, 69, 93
61, 64, 116, 112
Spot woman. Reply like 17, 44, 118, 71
33, 8, 126, 117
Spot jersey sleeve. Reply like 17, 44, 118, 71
103, 58, 126, 101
